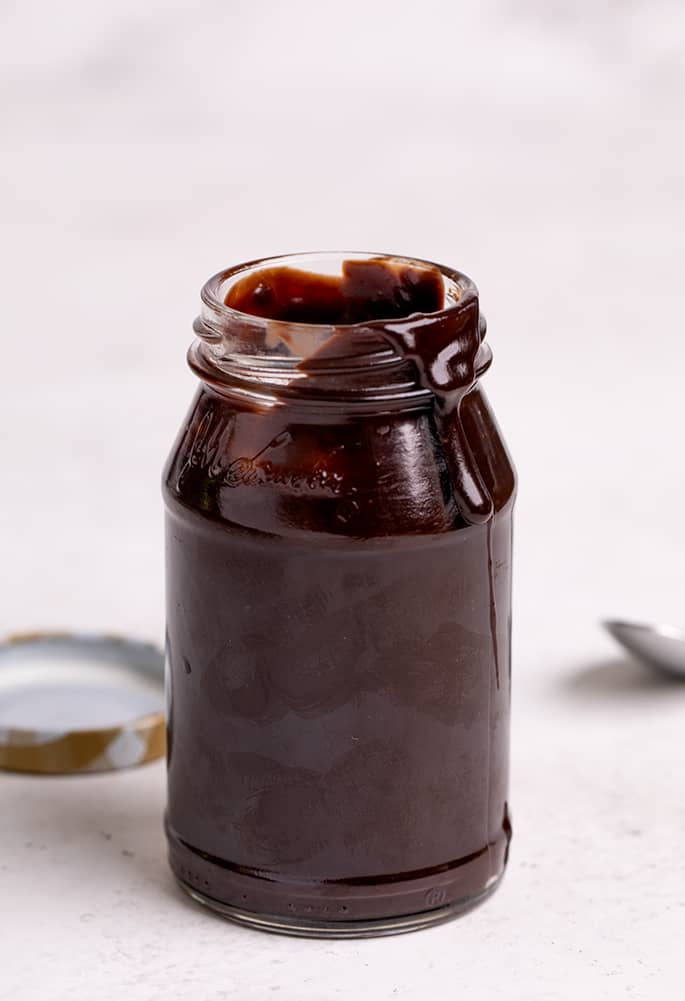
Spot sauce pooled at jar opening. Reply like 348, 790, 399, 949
224, 258, 445, 325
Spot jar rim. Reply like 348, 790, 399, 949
190, 252, 490, 413
197, 251, 479, 362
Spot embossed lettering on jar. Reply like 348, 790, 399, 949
162, 252, 516, 937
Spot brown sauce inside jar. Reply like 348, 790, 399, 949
224, 257, 445, 324
163, 254, 515, 933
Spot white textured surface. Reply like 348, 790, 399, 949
1, 2, 685, 998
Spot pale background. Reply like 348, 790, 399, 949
1, 1, 684, 998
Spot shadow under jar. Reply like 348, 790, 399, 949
163, 252, 516, 937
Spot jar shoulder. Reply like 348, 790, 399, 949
163, 387, 516, 540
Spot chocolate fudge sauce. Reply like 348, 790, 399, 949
163, 254, 516, 934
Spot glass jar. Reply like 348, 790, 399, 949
162, 252, 516, 937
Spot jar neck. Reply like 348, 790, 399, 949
188, 252, 492, 415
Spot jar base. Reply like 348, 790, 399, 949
174, 875, 502, 939
167, 816, 510, 937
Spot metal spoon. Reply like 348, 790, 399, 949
603, 620, 685, 679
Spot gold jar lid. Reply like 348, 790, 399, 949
0, 632, 165, 774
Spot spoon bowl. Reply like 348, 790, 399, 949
603, 620, 685, 679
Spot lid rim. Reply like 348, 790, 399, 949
0, 630, 166, 775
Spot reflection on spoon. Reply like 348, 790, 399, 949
603, 620, 685, 680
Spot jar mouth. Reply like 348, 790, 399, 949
197, 251, 479, 364
191, 252, 490, 412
